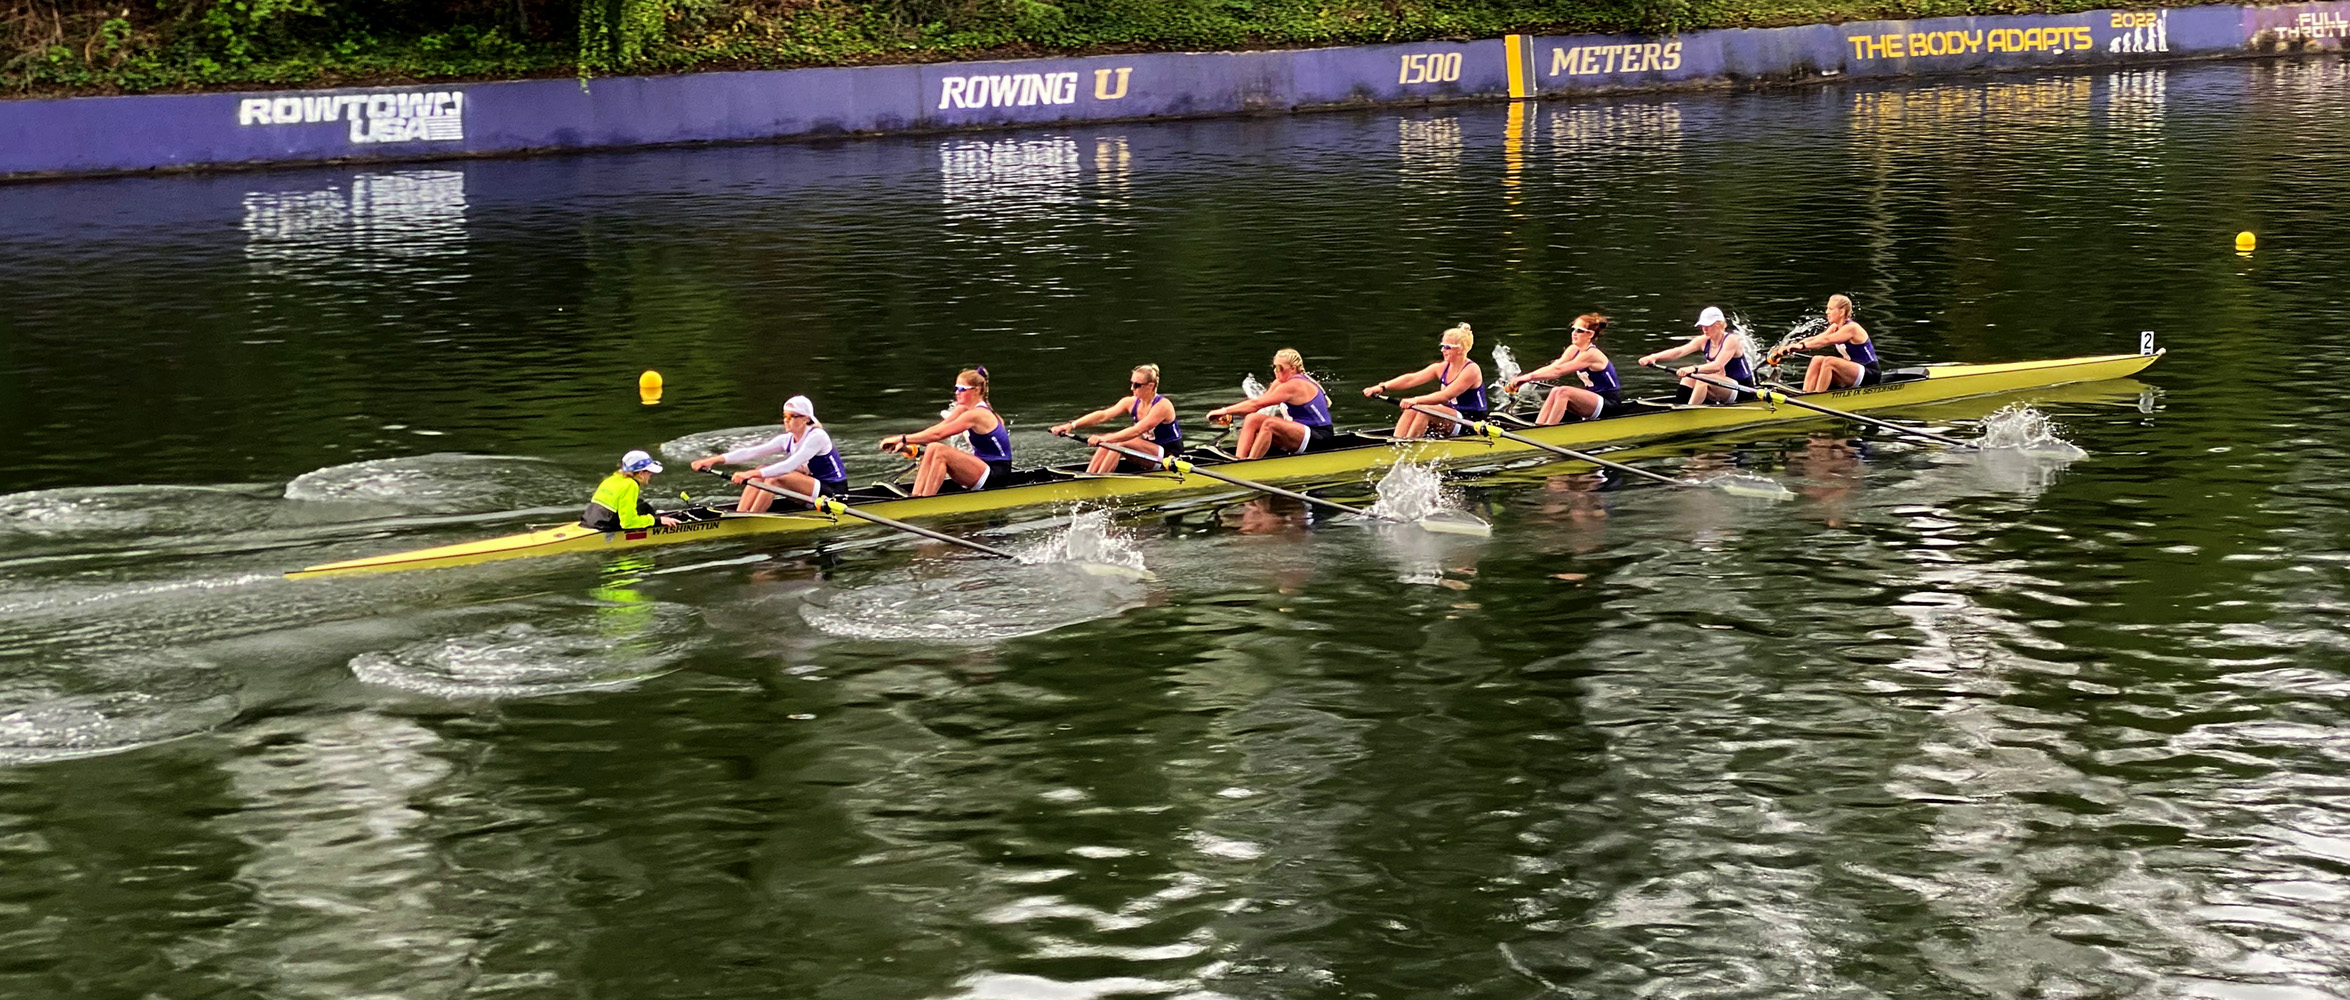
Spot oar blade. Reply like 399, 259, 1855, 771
1070, 561, 1158, 581
1713, 475, 1797, 501
1413, 510, 1493, 536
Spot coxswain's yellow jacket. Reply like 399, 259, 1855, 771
581, 472, 654, 531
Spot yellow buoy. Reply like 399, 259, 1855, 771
2235, 231, 2257, 252
638, 370, 664, 406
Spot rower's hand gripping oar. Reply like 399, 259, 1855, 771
1375, 393, 1711, 489
1055, 430, 1491, 536
707, 468, 1025, 561
1661, 365, 1977, 450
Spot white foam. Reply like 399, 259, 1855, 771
1977, 404, 2088, 458
1018, 508, 1148, 575
1365, 460, 1450, 523
349, 612, 693, 699
283, 453, 573, 510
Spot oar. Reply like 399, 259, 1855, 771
1666, 367, 1976, 449
1373, 393, 1786, 498
707, 468, 1024, 560
1058, 431, 1490, 536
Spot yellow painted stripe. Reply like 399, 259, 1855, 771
1504, 34, 1527, 99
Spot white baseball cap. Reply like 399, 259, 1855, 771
1695, 306, 1726, 327
782, 395, 817, 420
620, 449, 663, 474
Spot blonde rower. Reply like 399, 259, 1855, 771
1053, 364, 1185, 473
1503, 313, 1622, 424
1362, 322, 1486, 437
1774, 293, 1880, 392
1206, 349, 1335, 459
879, 367, 1014, 496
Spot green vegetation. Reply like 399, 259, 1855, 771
5, 0, 2173, 95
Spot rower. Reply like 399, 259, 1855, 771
1503, 313, 1621, 424
1054, 364, 1184, 474
1639, 306, 1754, 405
581, 450, 681, 532
879, 367, 1013, 496
1362, 322, 1485, 437
1206, 348, 1335, 459
689, 395, 847, 513
1772, 293, 1880, 392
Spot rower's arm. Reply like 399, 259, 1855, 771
1694, 336, 1745, 374
1523, 350, 1586, 382
1368, 362, 1443, 395
899, 409, 975, 446
753, 429, 830, 478
1805, 322, 1866, 349
1061, 406, 1107, 431
1641, 337, 1703, 366
721, 431, 794, 465
1414, 363, 1482, 406
1097, 399, 1171, 444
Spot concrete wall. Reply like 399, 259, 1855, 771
2, 2, 2343, 179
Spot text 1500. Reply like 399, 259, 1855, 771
1399, 53, 1464, 84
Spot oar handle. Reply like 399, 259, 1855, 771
1374, 394, 1686, 488
706, 468, 1022, 560
1060, 429, 1393, 522
1674, 371, 1976, 450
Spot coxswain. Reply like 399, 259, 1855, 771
1503, 313, 1621, 424
689, 395, 847, 512
1361, 322, 1486, 437
1638, 306, 1754, 405
1205, 349, 1335, 459
581, 450, 680, 532
880, 367, 1014, 496
1053, 364, 1183, 473
1772, 293, 1880, 392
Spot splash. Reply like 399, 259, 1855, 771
1730, 314, 1769, 376
1017, 508, 1147, 575
1489, 345, 1531, 411
350, 611, 694, 699
1366, 460, 1450, 523
0, 653, 241, 765
0, 484, 274, 537
799, 568, 1146, 642
283, 453, 574, 511
1977, 404, 2088, 458
1767, 316, 1826, 373
801, 510, 1150, 641
1241, 374, 1287, 420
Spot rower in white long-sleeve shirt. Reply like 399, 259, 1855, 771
690, 395, 850, 513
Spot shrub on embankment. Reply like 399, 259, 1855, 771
4, 0, 2183, 96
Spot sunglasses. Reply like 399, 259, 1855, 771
1130, 380, 1152, 388
952, 384, 976, 393
1438, 342, 1462, 351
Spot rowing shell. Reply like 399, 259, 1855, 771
286, 349, 2162, 579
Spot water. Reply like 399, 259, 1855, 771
3, 57, 2350, 998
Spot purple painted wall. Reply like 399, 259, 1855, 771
1, 3, 2342, 180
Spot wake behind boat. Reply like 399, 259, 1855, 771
286, 345, 2163, 579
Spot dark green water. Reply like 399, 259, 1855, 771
4, 57, 2349, 999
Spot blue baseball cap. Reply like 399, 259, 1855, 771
621, 450, 662, 474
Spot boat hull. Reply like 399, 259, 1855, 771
287, 350, 2162, 579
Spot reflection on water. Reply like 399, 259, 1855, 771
243, 170, 468, 280
5, 58, 2350, 1000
